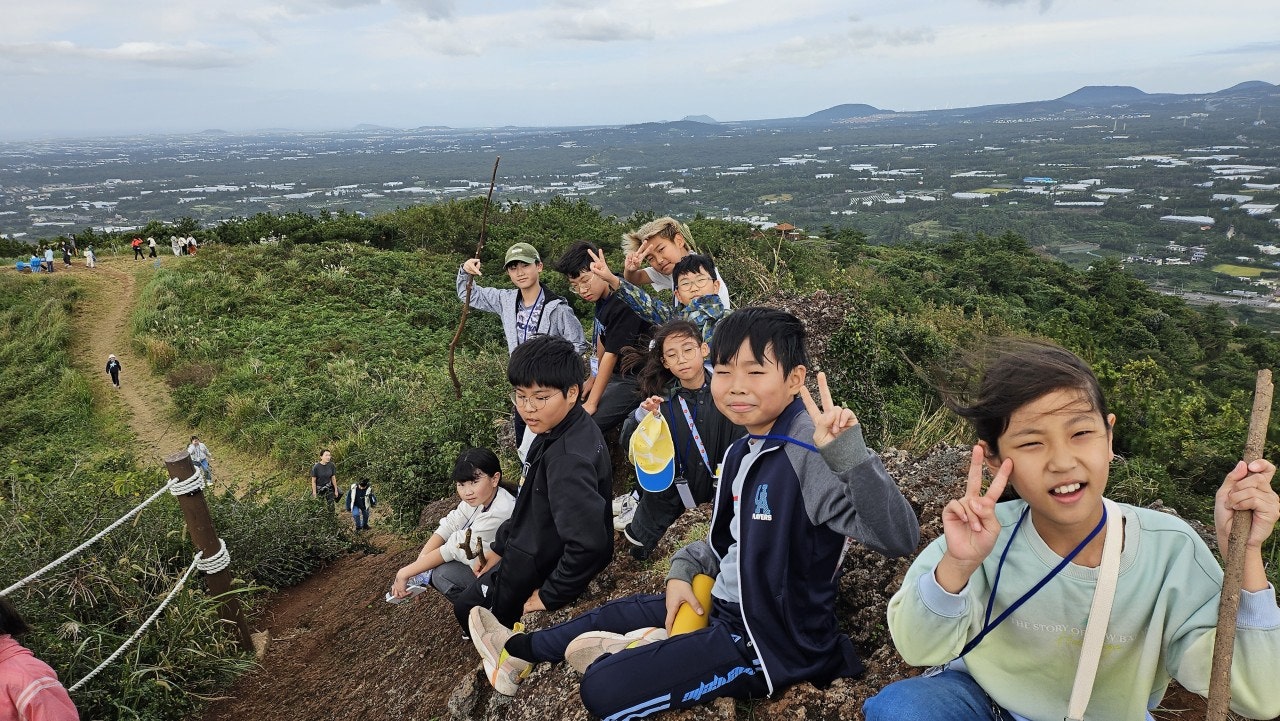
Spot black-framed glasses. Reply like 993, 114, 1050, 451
676, 275, 713, 293
510, 390, 555, 410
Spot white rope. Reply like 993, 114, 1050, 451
167, 469, 205, 496
195, 539, 231, 575
68, 553, 202, 692
1, 480, 176, 597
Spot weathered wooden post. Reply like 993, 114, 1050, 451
163, 451, 255, 651
1206, 369, 1272, 720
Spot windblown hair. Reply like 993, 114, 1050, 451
709, 307, 808, 376
621, 217, 696, 256
552, 240, 599, 279
621, 320, 704, 398
507, 335, 584, 396
451, 447, 501, 482
937, 337, 1107, 456
0, 596, 32, 638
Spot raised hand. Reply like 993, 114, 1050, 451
462, 257, 483, 276
935, 445, 1012, 592
799, 372, 858, 448
1215, 458, 1280, 551
587, 247, 619, 289
639, 395, 664, 416
626, 238, 654, 273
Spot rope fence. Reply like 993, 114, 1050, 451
2, 466, 240, 691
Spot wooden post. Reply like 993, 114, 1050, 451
164, 451, 255, 651
1206, 369, 1272, 720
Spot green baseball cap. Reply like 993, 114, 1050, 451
504, 242, 541, 266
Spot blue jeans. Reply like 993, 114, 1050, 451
196, 459, 211, 483
863, 668, 1012, 721
351, 506, 369, 529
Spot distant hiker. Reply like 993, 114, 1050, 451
457, 241, 586, 445
84, 246, 96, 268
170, 235, 181, 256
147, 236, 157, 258
343, 479, 377, 531
61, 243, 72, 267
467, 308, 918, 713
29, 253, 42, 273
310, 449, 339, 511
389, 448, 516, 605
553, 240, 654, 433
43, 247, 54, 272
67, 237, 77, 257
105, 354, 121, 388
621, 217, 732, 309
187, 435, 212, 484
0, 596, 80, 721
187, 237, 197, 255
451, 336, 613, 638
131, 237, 144, 260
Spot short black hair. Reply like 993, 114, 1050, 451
552, 240, 598, 279
451, 447, 502, 482
709, 307, 808, 376
507, 335, 585, 395
672, 254, 717, 285
0, 596, 32, 638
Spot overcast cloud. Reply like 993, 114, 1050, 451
0, 0, 1276, 139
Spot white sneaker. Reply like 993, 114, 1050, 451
613, 503, 637, 532
612, 492, 637, 516
564, 627, 667, 674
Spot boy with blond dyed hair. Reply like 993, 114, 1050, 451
621, 217, 732, 310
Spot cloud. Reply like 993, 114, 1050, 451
713, 17, 934, 73
0, 40, 250, 70
1201, 41, 1280, 56
395, 0, 455, 20
551, 10, 655, 42
977, 0, 1054, 11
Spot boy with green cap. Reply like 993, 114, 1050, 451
458, 242, 587, 356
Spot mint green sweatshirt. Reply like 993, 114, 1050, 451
887, 500, 1280, 721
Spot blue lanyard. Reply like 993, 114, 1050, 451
517, 287, 545, 346
958, 504, 1109, 658
745, 433, 820, 453
670, 395, 713, 477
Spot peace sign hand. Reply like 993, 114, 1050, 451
587, 247, 619, 289
938, 445, 1011, 584
799, 372, 858, 449
625, 239, 654, 272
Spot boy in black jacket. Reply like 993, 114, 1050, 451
454, 336, 613, 653
468, 308, 920, 708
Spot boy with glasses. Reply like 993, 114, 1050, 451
554, 241, 654, 433
588, 251, 726, 344
620, 217, 732, 310
451, 336, 613, 651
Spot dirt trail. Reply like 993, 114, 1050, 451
66, 253, 282, 491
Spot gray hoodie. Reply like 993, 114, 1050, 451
456, 266, 587, 354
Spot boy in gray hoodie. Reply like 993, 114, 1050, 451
457, 242, 587, 356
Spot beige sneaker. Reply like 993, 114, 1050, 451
564, 626, 668, 674
468, 607, 532, 696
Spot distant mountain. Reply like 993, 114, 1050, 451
681, 115, 719, 124
352, 123, 398, 131
805, 103, 886, 121
1054, 85, 1152, 105
1218, 80, 1276, 94
198, 129, 228, 135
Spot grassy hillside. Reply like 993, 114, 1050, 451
0, 273, 347, 720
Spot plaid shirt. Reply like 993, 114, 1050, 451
615, 280, 726, 344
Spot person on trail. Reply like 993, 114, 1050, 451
457, 241, 587, 447
147, 236, 157, 258
105, 354, 121, 389
187, 238, 197, 256
863, 339, 1280, 721
61, 243, 72, 268
187, 436, 212, 484
131, 237, 144, 261
310, 449, 339, 511
84, 246, 96, 269
170, 236, 181, 256
342, 479, 377, 531
0, 596, 79, 721
43, 247, 54, 273
389, 448, 516, 604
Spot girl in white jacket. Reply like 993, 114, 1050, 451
390, 448, 516, 605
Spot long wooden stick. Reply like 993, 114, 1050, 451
1206, 368, 1272, 720
447, 157, 501, 400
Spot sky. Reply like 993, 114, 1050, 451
2, 0, 1278, 140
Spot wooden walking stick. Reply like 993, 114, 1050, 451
447, 157, 501, 400
1206, 369, 1272, 721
